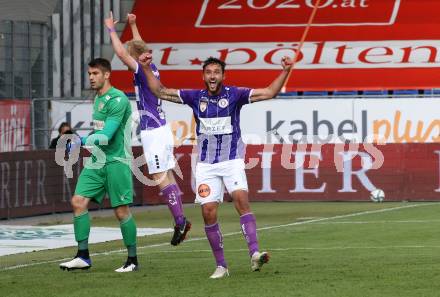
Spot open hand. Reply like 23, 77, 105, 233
104, 11, 118, 30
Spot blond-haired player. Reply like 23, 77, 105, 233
104, 12, 190, 246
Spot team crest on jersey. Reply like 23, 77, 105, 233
218, 98, 229, 108
199, 101, 208, 112
98, 102, 104, 111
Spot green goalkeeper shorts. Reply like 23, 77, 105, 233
74, 161, 133, 208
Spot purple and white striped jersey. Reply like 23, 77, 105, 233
178, 86, 253, 164
134, 62, 166, 130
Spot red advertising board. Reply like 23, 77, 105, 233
1, 143, 439, 219
144, 143, 440, 204
0, 100, 31, 152
111, 0, 440, 92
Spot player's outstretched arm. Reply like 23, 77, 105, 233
250, 56, 293, 103
127, 14, 142, 41
104, 11, 137, 72
139, 53, 183, 104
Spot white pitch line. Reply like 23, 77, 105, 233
0, 203, 434, 271
256, 203, 431, 231
313, 219, 440, 224
141, 245, 440, 255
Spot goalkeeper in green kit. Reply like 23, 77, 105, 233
60, 58, 138, 272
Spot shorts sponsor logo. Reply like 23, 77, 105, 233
218, 98, 229, 108
198, 183, 211, 198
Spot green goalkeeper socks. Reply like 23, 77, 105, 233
74, 211, 136, 257
74, 211, 90, 251
120, 214, 137, 257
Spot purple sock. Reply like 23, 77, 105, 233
240, 213, 259, 257
205, 223, 227, 268
161, 184, 184, 225
174, 183, 184, 211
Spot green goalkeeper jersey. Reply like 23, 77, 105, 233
89, 86, 132, 164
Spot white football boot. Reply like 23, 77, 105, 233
251, 251, 270, 271
209, 266, 229, 279
59, 257, 91, 271
115, 262, 138, 272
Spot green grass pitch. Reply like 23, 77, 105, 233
2, 201, 440, 297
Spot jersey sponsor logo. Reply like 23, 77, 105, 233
218, 98, 229, 108
201, 96, 218, 104
199, 101, 208, 112
199, 116, 232, 135
198, 183, 211, 198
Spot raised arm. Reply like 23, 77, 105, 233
127, 14, 142, 41
250, 56, 293, 103
104, 11, 137, 71
138, 53, 183, 104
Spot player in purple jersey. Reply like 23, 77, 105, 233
140, 51, 293, 278
105, 12, 190, 246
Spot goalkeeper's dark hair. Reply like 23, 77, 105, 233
203, 57, 226, 73
88, 58, 112, 73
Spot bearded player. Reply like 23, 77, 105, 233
139, 52, 293, 278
